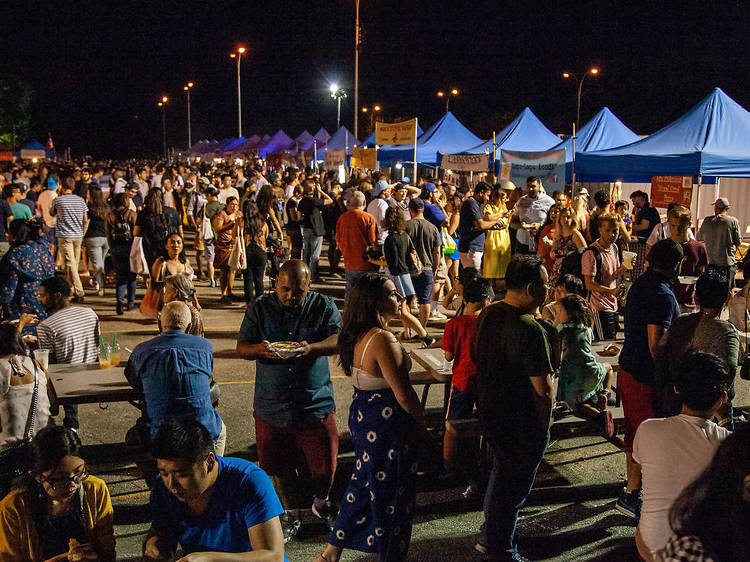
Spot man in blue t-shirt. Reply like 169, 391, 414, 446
420, 182, 448, 231
144, 418, 287, 561
456, 182, 499, 271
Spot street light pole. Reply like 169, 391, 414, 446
158, 96, 168, 160
436, 89, 459, 114
330, 84, 347, 130
230, 47, 246, 138
562, 68, 599, 129
354, 0, 360, 140
184, 82, 194, 148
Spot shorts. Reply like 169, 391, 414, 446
390, 273, 416, 298
254, 411, 339, 478
204, 240, 215, 263
446, 385, 477, 420
458, 250, 483, 271
619, 368, 655, 453
194, 232, 205, 252
411, 268, 435, 305
435, 255, 448, 282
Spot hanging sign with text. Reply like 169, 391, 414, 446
499, 149, 566, 192
352, 147, 378, 169
376, 119, 418, 146
650, 176, 693, 208
324, 150, 346, 170
438, 152, 490, 172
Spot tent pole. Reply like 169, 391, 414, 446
696, 175, 703, 225
492, 131, 496, 181
413, 118, 418, 183
314, 140, 318, 172
571, 122, 576, 196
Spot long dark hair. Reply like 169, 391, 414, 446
243, 199, 265, 241
87, 185, 108, 220
338, 273, 390, 376
0, 323, 26, 355
144, 187, 164, 217
22, 426, 86, 553
255, 185, 274, 216
558, 294, 593, 328
668, 424, 750, 560
8, 219, 40, 247
162, 232, 187, 264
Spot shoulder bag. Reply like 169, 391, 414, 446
0, 360, 41, 496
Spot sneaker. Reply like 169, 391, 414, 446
280, 511, 302, 544
474, 542, 487, 555
615, 488, 642, 519
421, 335, 435, 348
429, 311, 448, 320
311, 498, 338, 531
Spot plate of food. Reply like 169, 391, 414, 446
597, 344, 620, 357
268, 341, 304, 359
678, 275, 698, 285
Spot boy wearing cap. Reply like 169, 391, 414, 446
441, 276, 493, 476
366, 179, 393, 248
697, 197, 741, 288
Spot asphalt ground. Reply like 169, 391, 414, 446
54, 240, 749, 561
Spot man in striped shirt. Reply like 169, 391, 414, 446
50, 177, 89, 303
37, 276, 100, 430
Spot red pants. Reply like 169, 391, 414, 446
619, 368, 655, 453
254, 411, 339, 478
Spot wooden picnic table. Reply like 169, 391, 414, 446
409, 348, 452, 410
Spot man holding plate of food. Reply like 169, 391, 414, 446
237, 259, 342, 542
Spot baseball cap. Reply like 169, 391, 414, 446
372, 179, 391, 197
198, 176, 210, 185
713, 197, 730, 208
421, 182, 436, 197
408, 198, 424, 211
578, 188, 590, 196
46, 177, 58, 190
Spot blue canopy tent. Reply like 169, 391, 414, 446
229, 134, 262, 155
19, 140, 46, 160
362, 124, 424, 148
259, 130, 294, 158
326, 126, 359, 155
219, 137, 247, 154
376, 112, 480, 167
464, 107, 560, 157
300, 128, 331, 152
295, 130, 313, 144
577, 88, 750, 181
554, 107, 640, 180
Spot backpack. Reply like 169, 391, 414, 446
559, 245, 603, 287
111, 211, 133, 244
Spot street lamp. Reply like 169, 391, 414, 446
436, 88, 459, 113
183, 82, 194, 149
157, 96, 168, 160
361, 104, 382, 134
562, 67, 599, 129
229, 46, 247, 137
330, 84, 347, 130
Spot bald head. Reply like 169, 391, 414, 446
276, 259, 311, 307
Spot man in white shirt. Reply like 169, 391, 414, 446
366, 179, 393, 248
133, 167, 150, 200
112, 169, 128, 194
633, 351, 731, 560
645, 202, 695, 250
218, 174, 240, 204
511, 176, 555, 253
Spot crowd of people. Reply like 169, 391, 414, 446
0, 159, 748, 561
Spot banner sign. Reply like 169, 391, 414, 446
324, 150, 346, 170
439, 153, 490, 172
376, 118, 418, 146
352, 147, 378, 169
499, 149, 566, 192
651, 176, 693, 208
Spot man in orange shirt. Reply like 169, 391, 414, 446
335, 190, 377, 295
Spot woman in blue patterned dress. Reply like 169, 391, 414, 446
316, 273, 425, 562
0, 220, 55, 329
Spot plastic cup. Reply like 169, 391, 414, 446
99, 345, 111, 369
622, 251, 637, 270
34, 349, 49, 370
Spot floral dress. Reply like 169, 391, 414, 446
549, 233, 579, 287
0, 240, 55, 331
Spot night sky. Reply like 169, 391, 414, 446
3, 0, 749, 158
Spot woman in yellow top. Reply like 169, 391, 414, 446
482, 184, 511, 285
0, 426, 115, 561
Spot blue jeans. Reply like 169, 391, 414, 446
481, 432, 549, 559
302, 228, 323, 279
112, 245, 136, 304
345, 270, 367, 295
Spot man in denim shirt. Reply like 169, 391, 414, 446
126, 302, 225, 454
237, 259, 341, 542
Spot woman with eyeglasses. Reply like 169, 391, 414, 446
0, 425, 115, 561
316, 273, 425, 562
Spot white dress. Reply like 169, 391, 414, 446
0, 356, 51, 448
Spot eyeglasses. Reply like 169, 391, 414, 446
389, 289, 404, 302
43, 467, 89, 491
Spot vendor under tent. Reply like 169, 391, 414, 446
325, 126, 359, 155
577, 88, 750, 224
259, 129, 294, 158
376, 112, 481, 167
